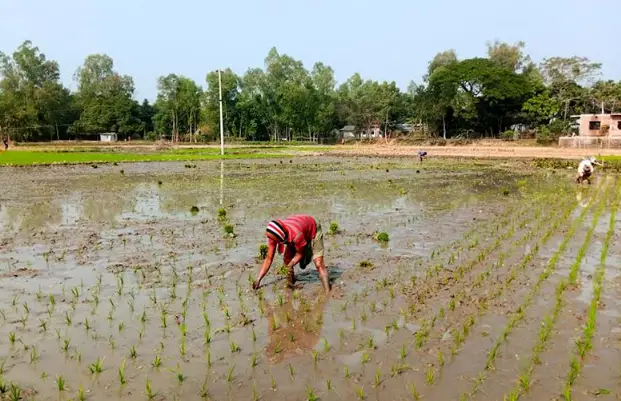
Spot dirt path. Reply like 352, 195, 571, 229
324, 144, 621, 160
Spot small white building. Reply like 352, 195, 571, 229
100, 132, 118, 142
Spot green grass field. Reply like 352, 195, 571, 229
0, 149, 290, 166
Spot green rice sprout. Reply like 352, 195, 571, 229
118, 359, 127, 386
288, 363, 294, 380
227, 365, 235, 383
229, 340, 240, 353
306, 386, 319, 401
152, 355, 162, 368
89, 357, 105, 374
62, 338, 70, 353
426, 366, 436, 384
56, 375, 66, 392
356, 385, 366, 400
145, 378, 155, 400
129, 345, 137, 359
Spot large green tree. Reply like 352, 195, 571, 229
0, 41, 74, 141
154, 74, 202, 142
427, 58, 535, 135
72, 54, 142, 137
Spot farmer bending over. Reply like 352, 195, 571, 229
576, 156, 601, 185
418, 150, 427, 162
253, 215, 330, 292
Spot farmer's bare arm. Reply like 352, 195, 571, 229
286, 249, 304, 269
254, 244, 276, 289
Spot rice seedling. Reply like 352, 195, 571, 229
9, 383, 20, 401
76, 384, 86, 401
437, 350, 445, 367
375, 232, 389, 243
407, 382, 421, 400
129, 344, 137, 359
229, 340, 240, 353
145, 378, 155, 400
390, 362, 411, 376
89, 357, 105, 374
311, 349, 320, 366
374, 366, 382, 388
118, 359, 127, 386
400, 343, 408, 359
62, 338, 71, 353
8, 332, 15, 346
426, 366, 436, 384
56, 375, 66, 392
151, 354, 162, 368
176, 366, 186, 383
27, 344, 38, 364
356, 385, 366, 400
306, 386, 319, 401
288, 363, 295, 380
227, 364, 235, 383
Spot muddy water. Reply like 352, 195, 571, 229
0, 157, 594, 401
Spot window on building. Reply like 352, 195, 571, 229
589, 121, 601, 130
617, 121, 621, 130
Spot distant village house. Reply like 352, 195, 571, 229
99, 132, 118, 142
559, 113, 621, 148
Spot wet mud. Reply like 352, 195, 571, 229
0, 157, 617, 401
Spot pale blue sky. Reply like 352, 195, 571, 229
1, 0, 619, 101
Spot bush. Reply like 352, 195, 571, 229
548, 119, 571, 135
601, 124, 610, 135
536, 126, 552, 145
190, 206, 200, 215
501, 130, 516, 141
144, 132, 158, 141
217, 208, 227, 221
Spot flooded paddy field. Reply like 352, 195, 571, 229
0, 156, 620, 401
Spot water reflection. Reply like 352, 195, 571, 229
264, 290, 329, 364
220, 160, 224, 206
0, 161, 567, 234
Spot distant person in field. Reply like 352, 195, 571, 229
2, 138, 7, 151
253, 215, 330, 292
576, 156, 601, 184
418, 150, 427, 162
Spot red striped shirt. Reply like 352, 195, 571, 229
282, 215, 317, 251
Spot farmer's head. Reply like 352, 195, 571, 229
266, 220, 288, 244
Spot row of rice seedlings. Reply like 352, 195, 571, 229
457, 194, 584, 399
560, 181, 620, 401
425, 204, 523, 275
388, 198, 570, 392
502, 182, 610, 401
435, 197, 576, 386
411, 200, 555, 349
426, 205, 526, 281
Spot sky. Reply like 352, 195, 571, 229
1, 0, 619, 101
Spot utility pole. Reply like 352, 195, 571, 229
218, 69, 225, 156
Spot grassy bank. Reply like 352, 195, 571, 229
0, 149, 289, 166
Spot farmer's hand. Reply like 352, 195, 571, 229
252, 280, 260, 290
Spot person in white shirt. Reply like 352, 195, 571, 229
576, 156, 601, 184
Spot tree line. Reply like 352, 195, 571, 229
0, 40, 619, 143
